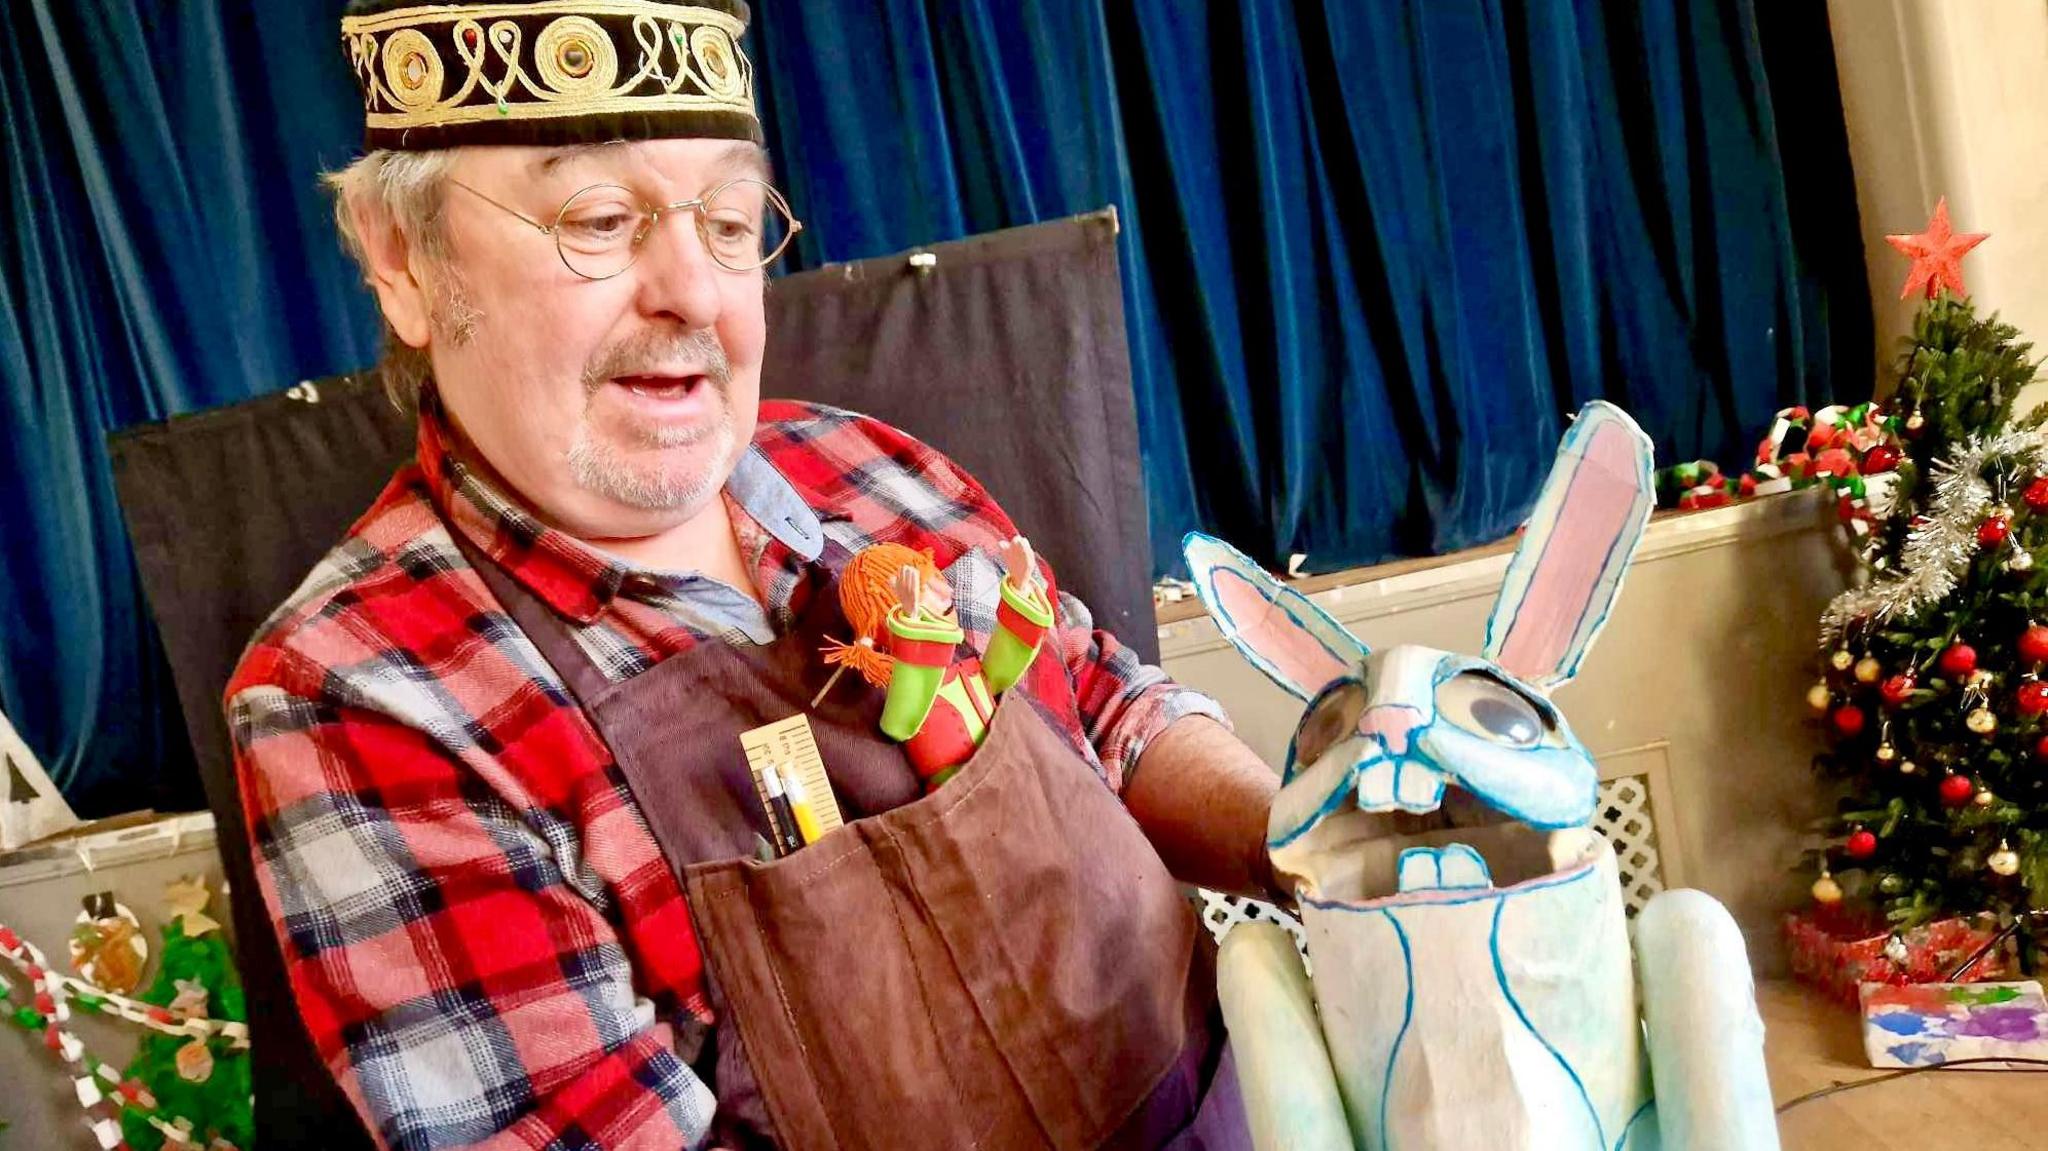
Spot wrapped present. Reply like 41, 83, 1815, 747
1785, 905, 2013, 1008
1859, 980, 2048, 1068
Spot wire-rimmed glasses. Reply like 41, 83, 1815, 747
448, 176, 803, 280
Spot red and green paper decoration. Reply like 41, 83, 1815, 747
1654, 401, 1905, 521
0, 877, 251, 1150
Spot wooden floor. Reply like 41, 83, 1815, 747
1762, 979, 2048, 1149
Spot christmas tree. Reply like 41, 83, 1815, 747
1811, 200, 2048, 941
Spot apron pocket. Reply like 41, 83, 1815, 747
684, 698, 1200, 1151
876, 699, 1201, 1149
684, 814, 1052, 1151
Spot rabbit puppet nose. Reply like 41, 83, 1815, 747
1357, 704, 1425, 756
1352, 702, 1451, 813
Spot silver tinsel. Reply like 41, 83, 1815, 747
1821, 424, 2048, 646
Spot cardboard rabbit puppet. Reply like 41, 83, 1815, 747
1185, 403, 1779, 1151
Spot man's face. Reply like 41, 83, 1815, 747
422, 138, 770, 540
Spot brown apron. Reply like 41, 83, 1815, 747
457, 532, 1249, 1150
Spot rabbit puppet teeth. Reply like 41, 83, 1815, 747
1355, 753, 1447, 813
1394, 844, 1491, 892
1385, 826, 1608, 899
1279, 796, 1608, 907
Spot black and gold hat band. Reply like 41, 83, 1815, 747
341, 0, 760, 150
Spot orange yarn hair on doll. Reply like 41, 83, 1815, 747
826, 543, 945, 689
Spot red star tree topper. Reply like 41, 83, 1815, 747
1885, 197, 1988, 300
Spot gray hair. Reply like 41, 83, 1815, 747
323, 149, 460, 411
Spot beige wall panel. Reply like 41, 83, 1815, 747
1828, 0, 2048, 408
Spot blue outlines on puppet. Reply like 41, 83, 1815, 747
1396, 844, 1492, 891
1616, 1098, 1659, 1151
1376, 910, 1416, 1151
1300, 844, 1601, 915
1482, 402, 1655, 690
1490, 899, 1608, 1147
1410, 653, 1598, 830
1183, 532, 1367, 702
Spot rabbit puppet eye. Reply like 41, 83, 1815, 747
1293, 679, 1369, 767
1436, 671, 1549, 749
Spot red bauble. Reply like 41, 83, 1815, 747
1939, 643, 1979, 679
1940, 773, 1976, 806
2021, 624, 2048, 665
2020, 682, 2048, 716
1862, 444, 1902, 474
1845, 829, 1879, 859
1980, 514, 2013, 547
2035, 732, 2048, 760
1831, 704, 1867, 737
2026, 477, 2048, 513
1880, 673, 1917, 708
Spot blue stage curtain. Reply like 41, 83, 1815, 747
750, 0, 1869, 569
2, 0, 1865, 810
1, 0, 379, 812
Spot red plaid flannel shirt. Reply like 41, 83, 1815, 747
227, 400, 1220, 1150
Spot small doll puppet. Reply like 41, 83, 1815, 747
826, 536, 1055, 789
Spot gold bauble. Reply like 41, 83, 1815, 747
1811, 874, 1843, 904
1808, 682, 1833, 712
1875, 742, 1898, 763
1968, 707, 1999, 734
1975, 788, 1997, 807
1830, 649, 1855, 672
1990, 843, 2022, 877
1900, 759, 1919, 775
1854, 656, 1883, 684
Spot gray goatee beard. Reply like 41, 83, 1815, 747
565, 328, 739, 512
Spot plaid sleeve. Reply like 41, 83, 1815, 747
1050, 589, 1228, 794
228, 682, 715, 1151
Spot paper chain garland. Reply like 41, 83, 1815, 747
1821, 421, 2048, 646
1656, 403, 1900, 524
0, 922, 246, 1151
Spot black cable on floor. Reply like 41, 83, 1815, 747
1775, 1056, 2048, 1114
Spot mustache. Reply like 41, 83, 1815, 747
582, 328, 733, 392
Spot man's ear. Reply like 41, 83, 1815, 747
350, 196, 433, 350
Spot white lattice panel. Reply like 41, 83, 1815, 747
1198, 773, 1670, 946
1198, 888, 1306, 954
1593, 772, 1666, 918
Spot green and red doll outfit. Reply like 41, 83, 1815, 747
880, 578, 1056, 787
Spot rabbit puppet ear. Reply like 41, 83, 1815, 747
1183, 533, 1368, 702
1482, 401, 1655, 692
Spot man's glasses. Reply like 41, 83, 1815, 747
447, 176, 803, 280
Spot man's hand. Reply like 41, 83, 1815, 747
996, 536, 1035, 592
892, 565, 923, 617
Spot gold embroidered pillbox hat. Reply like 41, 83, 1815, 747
340, 0, 760, 150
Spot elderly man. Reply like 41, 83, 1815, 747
228, 2, 1278, 1148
